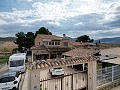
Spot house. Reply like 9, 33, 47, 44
31, 34, 71, 61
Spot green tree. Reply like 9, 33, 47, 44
15, 27, 52, 51
25, 32, 35, 48
35, 27, 52, 37
15, 32, 26, 50
75, 35, 93, 42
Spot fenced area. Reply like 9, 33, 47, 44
40, 71, 87, 90
97, 65, 120, 90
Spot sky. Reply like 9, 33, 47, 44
0, 0, 120, 39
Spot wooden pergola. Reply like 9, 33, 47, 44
27, 55, 99, 90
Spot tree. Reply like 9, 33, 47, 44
25, 32, 34, 48
15, 27, 52, 51
75, 35, 93, 42
15, 32, 26, 50
35, 27, 52, 37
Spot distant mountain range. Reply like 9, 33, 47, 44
0, 37, 16, 42
68, 36, 120, 43
96, 37, 120, 43
0, 36, 120, 43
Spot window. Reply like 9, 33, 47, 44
55, 41, 60, 45
58, 42, 60, 45
52, 42, 54, 45
55, 42, 57, 45
48, 41, 60, 46
49, 42, 52, 45
63, 42, 68, 46
43, 41, 48, 45
10, 60, 24, 67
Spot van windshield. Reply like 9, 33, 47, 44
10, 60, 24, 67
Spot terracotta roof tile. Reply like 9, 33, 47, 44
63, 47, 99, 57
38, 34, 63, 40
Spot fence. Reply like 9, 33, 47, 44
97, 65, 120, 87
40, 71, 87, 90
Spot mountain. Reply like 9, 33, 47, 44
0, 37, 16, 41
96, 37, 120, 43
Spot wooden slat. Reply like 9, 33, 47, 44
27, 56, 99, 70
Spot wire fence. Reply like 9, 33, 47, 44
97, 65, 120, 86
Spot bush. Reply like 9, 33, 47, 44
0, 55, 9, 63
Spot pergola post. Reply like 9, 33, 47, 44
28, 69, 40, 90
88, 60, 97, 90
27, 69, 31, 90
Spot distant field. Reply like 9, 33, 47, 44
99, 43, 120, 49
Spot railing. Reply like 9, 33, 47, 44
97, 65, 120, 89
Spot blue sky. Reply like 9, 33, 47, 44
0, 0, 120, 39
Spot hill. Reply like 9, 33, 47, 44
96, 37, 120, 43
0, 37, 16, 41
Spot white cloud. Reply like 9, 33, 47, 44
0, 0, 120, 39
32, 1, 68, 21
0, 20, 7, 25
17, 0, 33, 2
74, 22, 83, 26
104, 2, 120, 21
86, 29, 120, 36
48, 21, 61, 26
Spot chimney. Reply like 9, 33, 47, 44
63, 34, 66, 38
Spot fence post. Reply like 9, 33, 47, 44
112, 66, 114, 82
88, 61, 97, 90
71, 74, 73, 90
61, 77, 63, 90
30, 69, 40, 90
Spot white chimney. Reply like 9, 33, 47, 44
63, 34, 66, 37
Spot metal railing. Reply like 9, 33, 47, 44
97, 65, 120, 87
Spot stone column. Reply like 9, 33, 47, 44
30, 69, 40, 90
27, 69, 31, 90
88, 61, 97, 90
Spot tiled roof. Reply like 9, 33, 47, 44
38, 34, 63, 40
31, 45, 70, 54
63, 47, 100, 57
70, 41, 96, 46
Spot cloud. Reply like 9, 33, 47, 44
103, 2, 120, 29
48, 21, 61, 26
17, 0, 33, 2
0, 0, 120, 39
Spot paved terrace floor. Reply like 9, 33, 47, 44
111, 86, 120, 90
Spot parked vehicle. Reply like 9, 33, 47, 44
50, 67, 64, 76
0, 71, 21, 90
8, 53, 26, 73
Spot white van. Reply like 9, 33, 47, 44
8, 53, 26, 73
